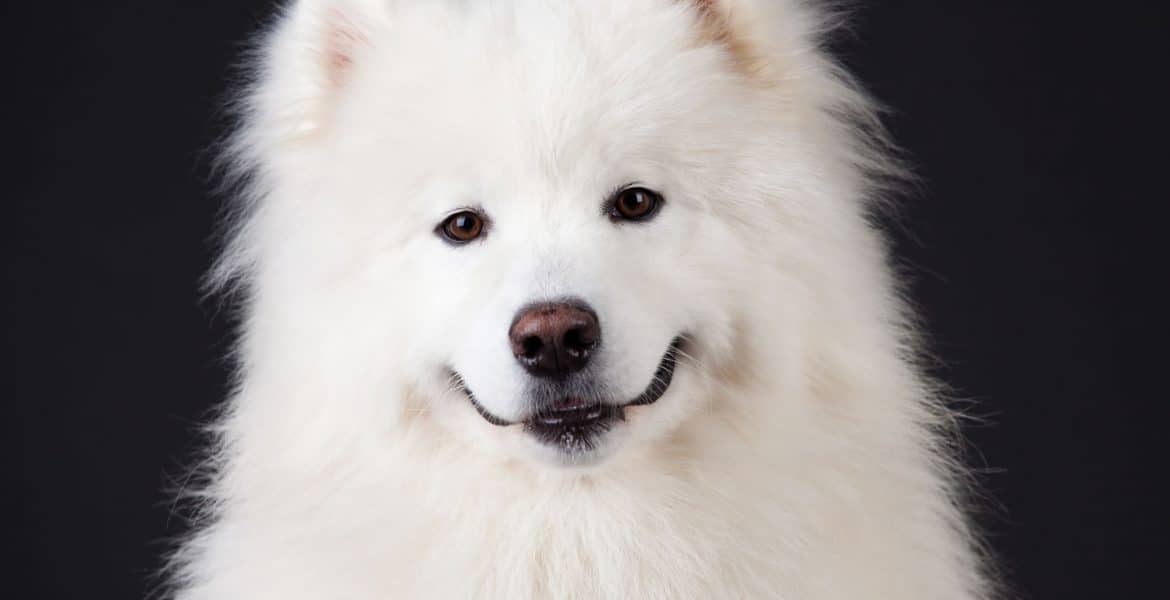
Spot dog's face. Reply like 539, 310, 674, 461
247, 1, 801, 468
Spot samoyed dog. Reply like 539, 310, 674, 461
170, 0, 993, 598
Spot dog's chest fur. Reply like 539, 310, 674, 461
187, 425, 967, 600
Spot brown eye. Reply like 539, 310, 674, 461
610, 187, 663, 222
438, 210, 485, 244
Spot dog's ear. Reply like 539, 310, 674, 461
320, 6, 370, 89
681, 0, 777, 79
254, 0, 381, 140
689, 0, 739, 36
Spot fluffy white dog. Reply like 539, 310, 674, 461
170, 0, 994, 598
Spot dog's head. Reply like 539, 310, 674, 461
225, 0, 875, 469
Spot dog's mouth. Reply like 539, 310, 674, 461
453, 336, 684, 451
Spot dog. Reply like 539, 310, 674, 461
169, 1, 994, 597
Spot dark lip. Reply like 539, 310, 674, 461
453, 336, 686, 429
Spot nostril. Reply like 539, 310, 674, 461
562, 327, 596, 356
521, 336, 543, 359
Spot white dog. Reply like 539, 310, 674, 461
169, 0, 994, 598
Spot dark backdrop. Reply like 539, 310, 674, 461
5, 2, 1164, 598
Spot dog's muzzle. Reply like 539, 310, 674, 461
454, 336, 685, 451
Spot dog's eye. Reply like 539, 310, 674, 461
609, 187, 663, 222
438, 210, 486, 244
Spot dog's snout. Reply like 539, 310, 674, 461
510, 301, 600, 378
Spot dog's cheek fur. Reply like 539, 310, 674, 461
167, 1, 996, 599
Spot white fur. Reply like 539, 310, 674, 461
169, 0, 993, 598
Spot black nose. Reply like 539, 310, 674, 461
509, 300, 601, 378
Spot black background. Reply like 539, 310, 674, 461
5, 2, 1164, 598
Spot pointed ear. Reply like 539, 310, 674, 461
321, 6, 369, 89
690, 0, 732, 41
684, 0, 771, 78
254, 0, 380, 140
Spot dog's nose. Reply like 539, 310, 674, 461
509, 301, 600, 378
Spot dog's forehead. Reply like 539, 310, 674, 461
340, 1, 732, 183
